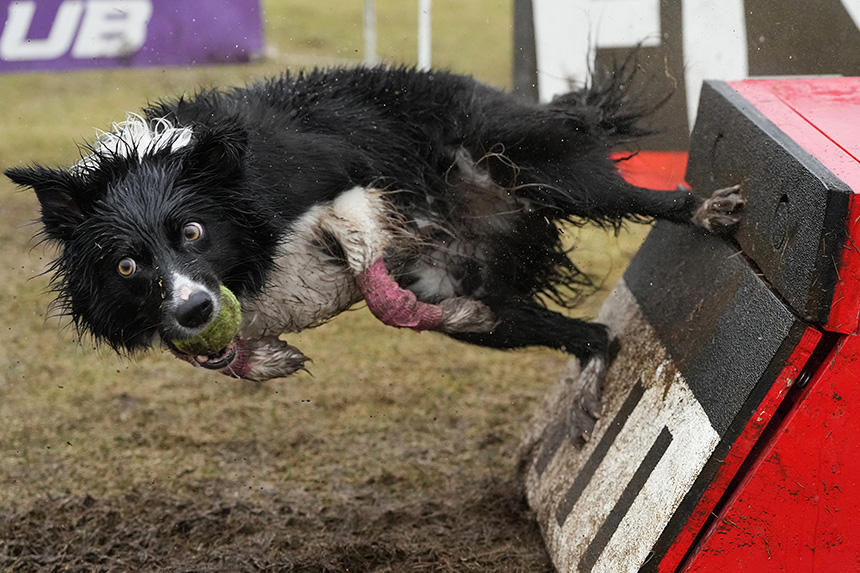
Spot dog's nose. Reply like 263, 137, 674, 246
176, 290, 214, 328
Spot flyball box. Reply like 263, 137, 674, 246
521, 77, 860, 572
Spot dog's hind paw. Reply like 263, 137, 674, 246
692, 184, 744, 234
566, 355, 607, 447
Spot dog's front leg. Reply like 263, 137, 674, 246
322, 187, 440, 330
324, 187, 496, 333
354, 257, 497, 333
355, 257, 443, 330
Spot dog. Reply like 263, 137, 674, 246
6, 63, 742, 440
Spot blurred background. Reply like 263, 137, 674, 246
1, 1, 857, 570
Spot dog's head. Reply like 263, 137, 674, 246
5, 115, 275, 357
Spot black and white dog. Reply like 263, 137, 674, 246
6, 65, 741, 438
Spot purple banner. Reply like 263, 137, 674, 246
0, 0, 264, 73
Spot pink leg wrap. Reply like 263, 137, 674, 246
355, 258, 443, 331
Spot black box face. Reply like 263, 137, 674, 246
624, 221, 805, 437
522, 76, 860, 573
520, 220, 809, 572
686, 81, 851, 325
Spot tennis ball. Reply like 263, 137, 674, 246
172, 285, 241, 355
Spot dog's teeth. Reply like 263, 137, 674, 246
197, 355, 208, 363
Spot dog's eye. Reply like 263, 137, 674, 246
182, 222, 204, 242
117, 257, 137, 277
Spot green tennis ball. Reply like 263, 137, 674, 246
172, 285, 241, 355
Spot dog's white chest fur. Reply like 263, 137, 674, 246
239, 187, 391, 338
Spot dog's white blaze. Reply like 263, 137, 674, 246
76, 113, 193, 170
169, 272, 219, 314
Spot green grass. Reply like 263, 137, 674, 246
0, 0, 647, 519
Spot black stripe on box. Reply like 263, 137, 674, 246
579, 427, 674, 572
555, 381, 647, 526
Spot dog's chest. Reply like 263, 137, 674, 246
239, 206, 362, 337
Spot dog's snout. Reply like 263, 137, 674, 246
176, 290, 214, 328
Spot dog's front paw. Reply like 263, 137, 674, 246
222, 336, 309, 382
692, 184, 744, 233
437, 297, 499, 333
566, 355, 607, 447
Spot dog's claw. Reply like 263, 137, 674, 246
566, 355, 607, 447
692, 184, 744, 234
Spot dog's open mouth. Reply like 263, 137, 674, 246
167, 334, 310, 381
168, 336, 240, 370
191, 339, 238, 370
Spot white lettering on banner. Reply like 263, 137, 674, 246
0, 1, 84, 61
72, 0, 152, 58
0, 0, 152, 62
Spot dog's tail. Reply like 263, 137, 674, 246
547, 50, 673, 150
471, 52, 675, 307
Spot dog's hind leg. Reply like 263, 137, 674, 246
578, 176, 745, 232
473, 95, 744, 231
508, 155, 744, 232
449, 300, 610, 444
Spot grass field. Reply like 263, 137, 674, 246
0, 1, 649, 570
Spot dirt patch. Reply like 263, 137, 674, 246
0, 478, 551, 572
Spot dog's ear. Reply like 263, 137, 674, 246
182, 122, 248, 182
5, 165, 87, 242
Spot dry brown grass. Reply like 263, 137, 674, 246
0, 1, 649, 569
